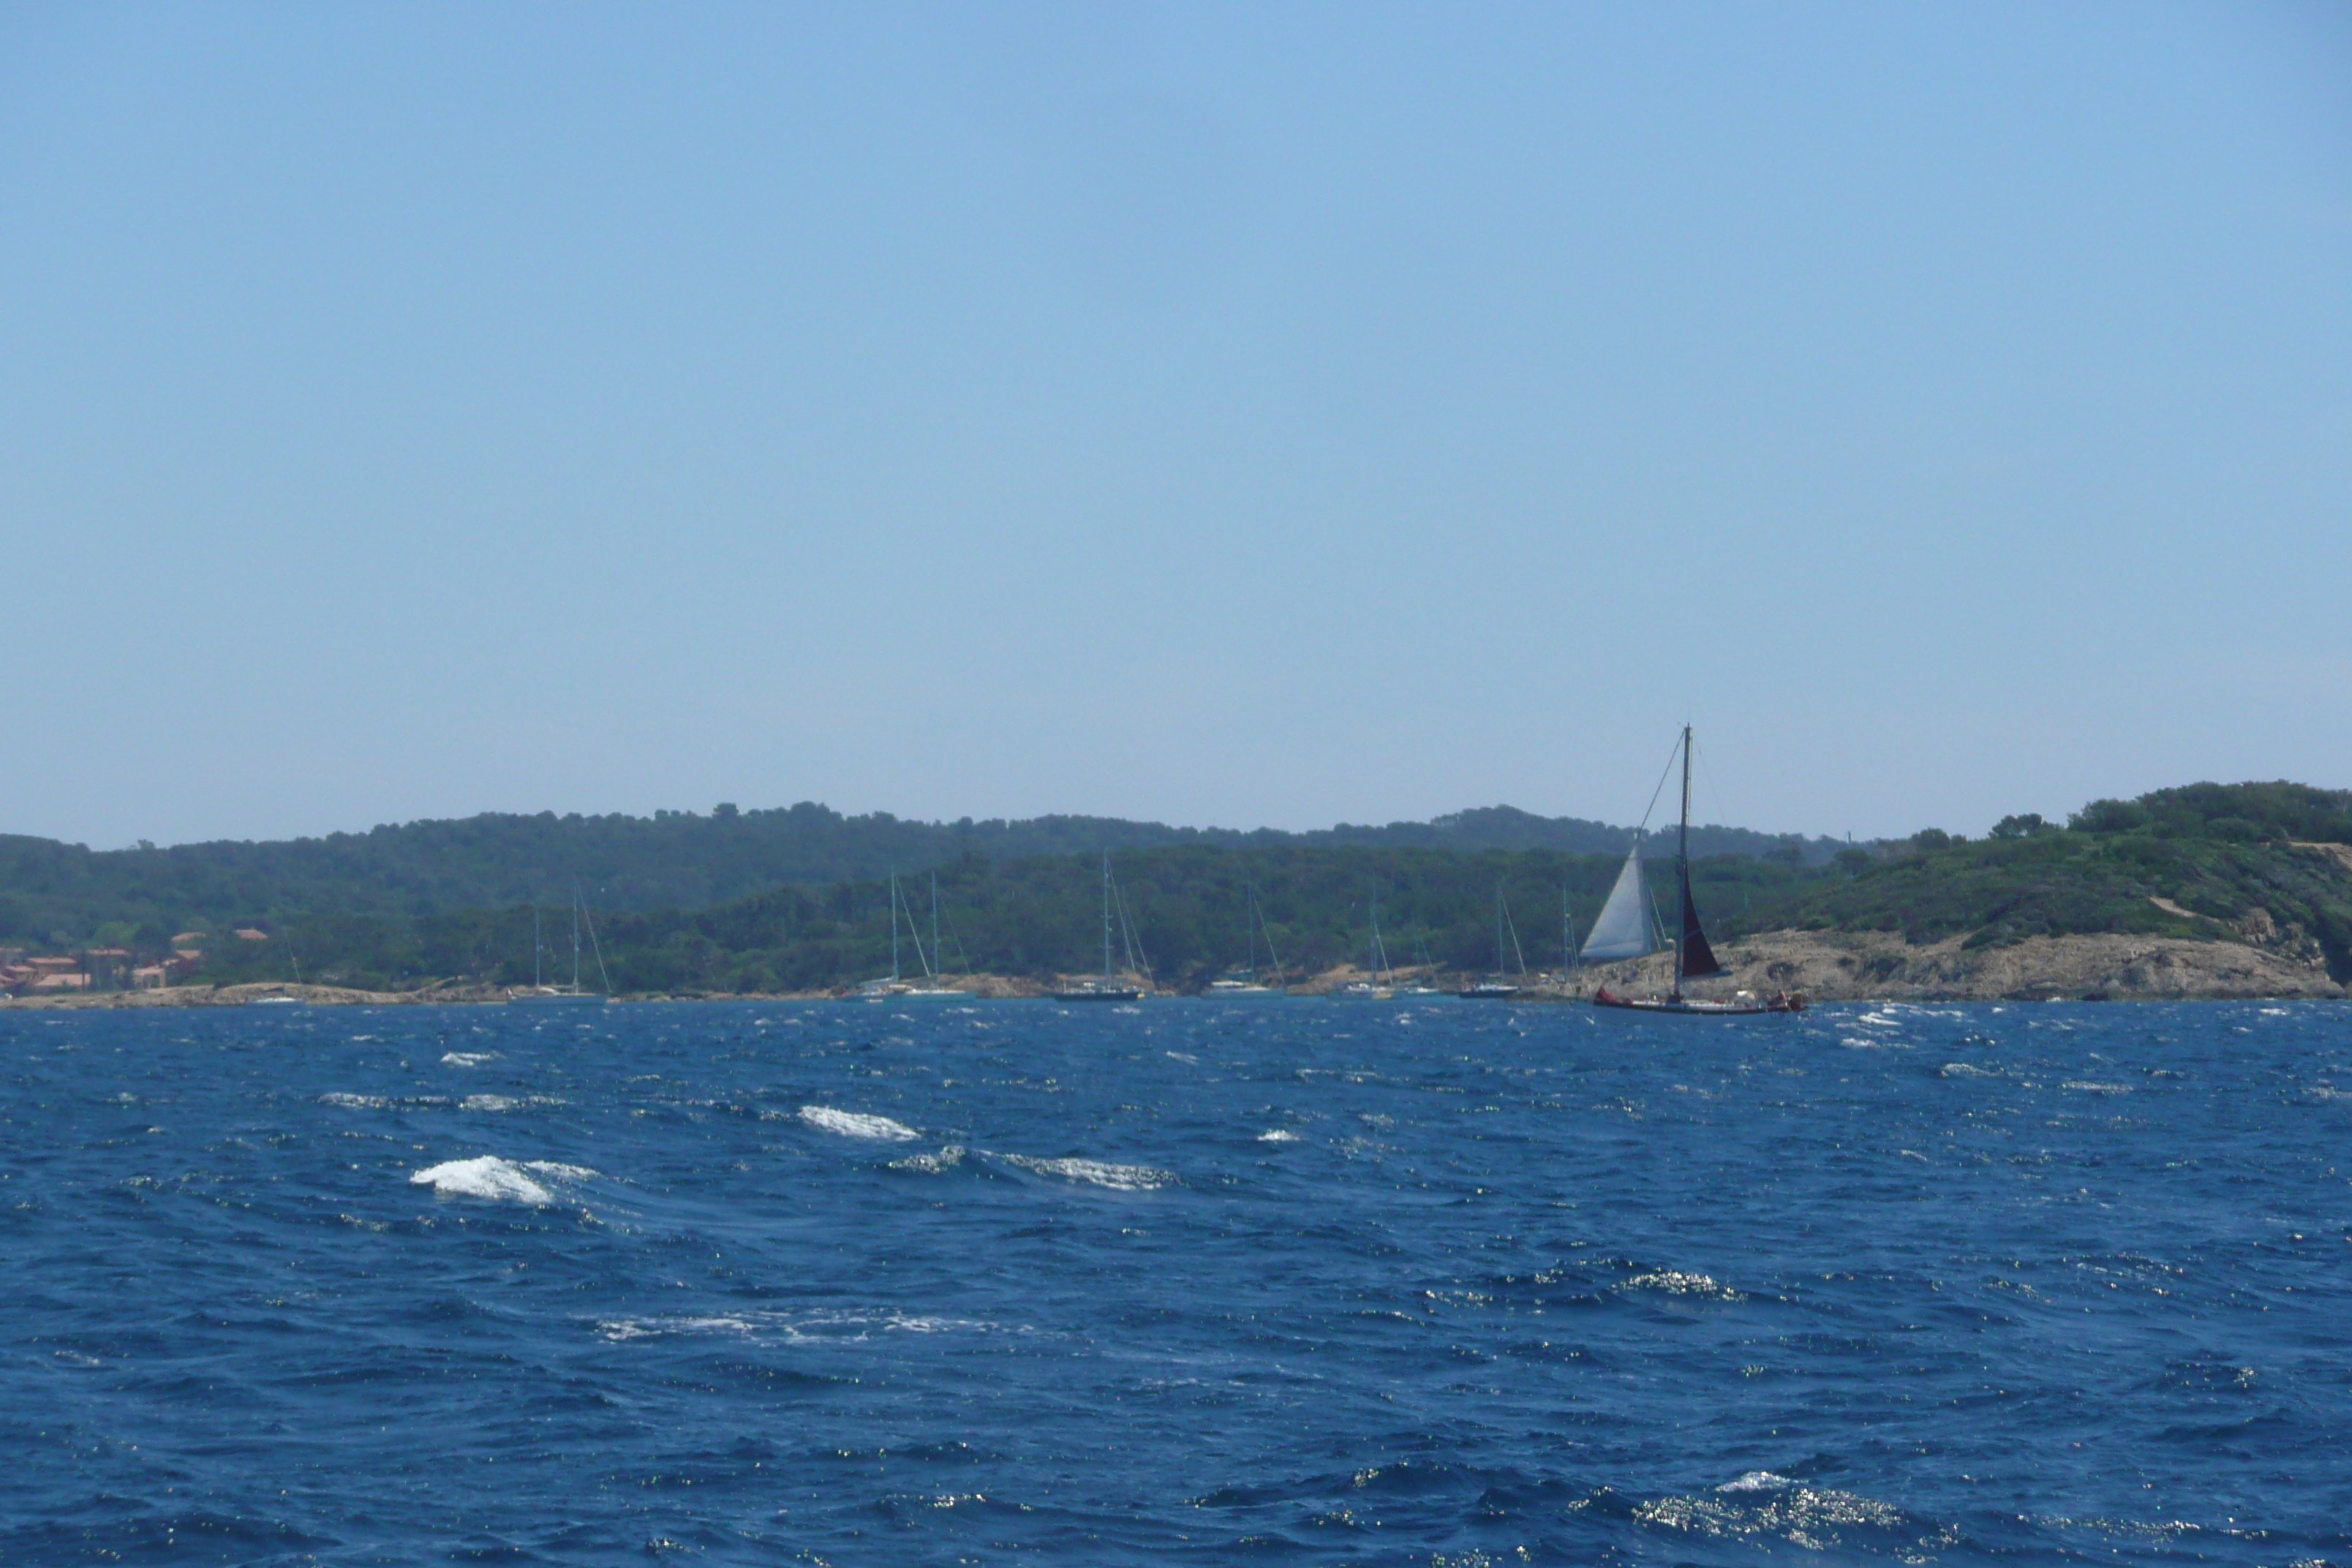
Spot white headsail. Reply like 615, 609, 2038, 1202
1579, 839, 1656, 962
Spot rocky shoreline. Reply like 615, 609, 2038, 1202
1566, 928, 2345, 1002
4, 930, 2342, 1008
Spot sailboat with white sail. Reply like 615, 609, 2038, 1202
1586, 725, 1805, 1014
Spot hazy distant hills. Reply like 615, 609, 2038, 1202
0, 802, 1844, 941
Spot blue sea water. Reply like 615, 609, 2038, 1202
4, 998, 2350, 1566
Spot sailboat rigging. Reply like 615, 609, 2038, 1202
1208, 881, 1284, 995
1052, 852, 1146, 1001
1338, 886, 1395, 999
510, 883, 610, 1006
1458, 886, 1526, 998
1588, 726, 1805, 1014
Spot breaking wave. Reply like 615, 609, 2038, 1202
1000, 1154, 1175, 1191
408, 1156, 597, 1205
799, 1106, 920, 1141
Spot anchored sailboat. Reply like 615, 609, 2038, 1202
1458, 886, 1526, 998
1207, 882, 1284, 995
1588, 726, 1804, 1014
509, 884, 611, 1006
1338, 886, 1395, 999
863, 870, 962, 999
1053, 852, 1145, 1001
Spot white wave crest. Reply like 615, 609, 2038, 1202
1258, 1129, 1301, 1143
1718, 1471, 1795, 1493
1940, 1062, 1997, 1077
799, 1106, 919, 1141
889, 1145, 965, 1172
598, 1308, 1011, 1343
408, 1156, 594, 1205
441, 1052, 498, 1067
1001, 1154, 1175, 1191
2062, 1080, 2132, 1094
1618, 1269, 1744, 1301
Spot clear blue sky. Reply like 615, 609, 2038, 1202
4, 4, 2347, 848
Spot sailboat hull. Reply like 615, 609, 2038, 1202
508, 990, 606, 1006
1591, 987, 1802, 1015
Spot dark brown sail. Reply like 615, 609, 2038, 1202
1678, 867, 1722, 978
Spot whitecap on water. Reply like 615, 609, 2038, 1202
1618, 1270, 1744, 1301
597, 1308, 1014, 1343
1940, 1062, 1997, 1078
441, 1052, 498, 1067
799, 1106, 919, 1141
1637, 1477, 1924, 1550
2062, 1080, 2132, 1094
888, 1145, 965, 1172
1257, 1129, 1301, 1143
409, 1156, 596, 1205
1000, 1153, 1174, 1191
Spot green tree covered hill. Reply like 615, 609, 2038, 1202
186, 843, 1819, 995
18, 782, 2351, 995
1729, 783, 2352, 982
0, 802, 1838, 950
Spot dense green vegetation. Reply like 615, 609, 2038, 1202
20, 781, 2352, 993
0, 802, 1837, 952
187, 843, 1820, 995
1734, 782, 2352, 981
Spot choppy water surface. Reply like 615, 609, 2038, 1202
5, 998, 2350, 1564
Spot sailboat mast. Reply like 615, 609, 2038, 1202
1675, 724, 1692, 997
890, 871, 901, 984
532, 905, 542, 989
571, 891, 581, 992
931, 872, 941, 981
1102, 852, 1113, 979
1245, 882, 1256, 976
